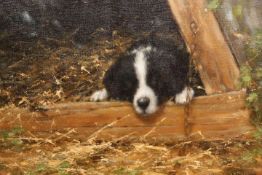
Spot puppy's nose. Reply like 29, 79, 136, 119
137, 97, 150, 110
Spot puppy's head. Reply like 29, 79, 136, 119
104, 41, 189, 116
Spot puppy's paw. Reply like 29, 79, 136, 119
90, 88, 108, 102
175, 87, 194, 104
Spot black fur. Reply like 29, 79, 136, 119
103, 34, 190, 105
103, 54, 138, 101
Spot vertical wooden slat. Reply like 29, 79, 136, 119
167, 0, 240, 94
215, 0, 247, 65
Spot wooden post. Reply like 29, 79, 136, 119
215, 0, 248, 65
167, 0, 240, 94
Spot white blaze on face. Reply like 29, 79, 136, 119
132, 46, 158, 115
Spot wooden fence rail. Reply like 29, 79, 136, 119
0, 90, 254, 141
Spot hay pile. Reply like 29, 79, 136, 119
0, 128, 260, 174
0, 30, 134, 108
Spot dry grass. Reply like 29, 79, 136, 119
0, 128, 261, 175
0, 30, 134, 108
0, 31, 261, 175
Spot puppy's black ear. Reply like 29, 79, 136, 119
103, 54, 138, 101
103, 59, 121, 99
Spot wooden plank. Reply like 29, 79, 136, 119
75, 126, 186, 141
188, 91, 251, 139
215, 0, 248, 65
215, 0, 262, 66
167, 0, 240, 94
0, 103, 185, 129
0, 91, 254, 141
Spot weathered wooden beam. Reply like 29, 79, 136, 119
0, 91, 254, 141
215, 0, 248, 65
167, 0, 240, 94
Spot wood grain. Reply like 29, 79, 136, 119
215, 1, 247, 65
0, 91, 254, 141
167, 0, 240, 94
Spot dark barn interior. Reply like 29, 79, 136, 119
0, 0, 204, 108
0, 0, 180, 43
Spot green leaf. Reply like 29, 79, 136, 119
113, 168, 127, 175
256, 68, 262, 79
11, 139, 23, 146
128, 169, 142, 175
233, 4, 243, 18
57, 161, 71, 175
253, 132, 262, 140
35, 163, 47, 172
11, 126, 24, 135
1, 131, 9, 140
58, 161, 71, 169
242, 75, 252, 82
247, 92, 258, 103
241, 75, 252, 87
240, 66, 252, 87
207, 0, 220, 10
242, 151, 254, 162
